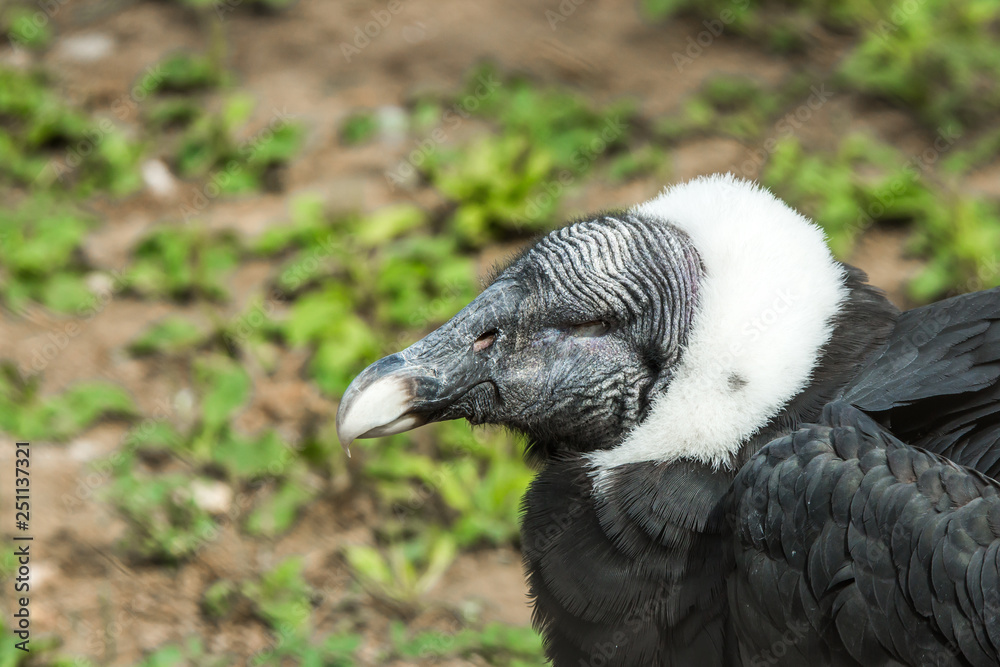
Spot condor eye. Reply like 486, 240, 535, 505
569, 320, 610, 337
474, 329, 497, 352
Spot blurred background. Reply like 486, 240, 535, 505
0, 0, 998, 664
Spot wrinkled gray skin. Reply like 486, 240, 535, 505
337, 212, 703, 462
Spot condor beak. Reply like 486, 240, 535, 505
335, 281, 514, 455
335, 353, 431, 456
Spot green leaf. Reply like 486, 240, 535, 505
343, 544, 394, 589
355, 204, 426, 248
150, 52, 226, 94
39, 273, 95, 314
104, 471, 219, 562
6, 9, 53, 49
212, 430, 289, 480
202, 580, 238, 619
340, 111, 379, 145
243, 556, 313, 635
245, 477, 316, 536
196, 355, 251, 433
129, 317, 206, 356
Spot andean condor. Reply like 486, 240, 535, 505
336, 174, 1000, 666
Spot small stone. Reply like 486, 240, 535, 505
174, 387, 195, 418
57, 34, 114, 62
85, 271, 115, 297
142, 159, 178, 198
376, 105, 408, 146
190, 479, 233, 515
67, 438, 101, 462
29, 561, 58, 589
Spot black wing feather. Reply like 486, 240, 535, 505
843, 287, 1000, 478
731, 402, 1000, 666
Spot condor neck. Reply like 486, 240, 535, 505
521, 456, 738, 664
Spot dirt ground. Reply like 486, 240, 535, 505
0, 0, 944, 664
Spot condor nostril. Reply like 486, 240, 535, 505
474, 330, 497, 352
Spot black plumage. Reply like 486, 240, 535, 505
731, 402, 1000, 666
843, 288, 1000, 478
336, 176, 1000, 666
521, 458, 735, 664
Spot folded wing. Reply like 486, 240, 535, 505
843, 287, 1000, 478
730, 401, 1000, 666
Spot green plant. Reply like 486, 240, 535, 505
0, 364, 136, 441
941, 128, 1000, 175
145, 98, 205, 131
4, 6, 53, 49
251, 633, 361, 667
0, 197, 100, 314
275, 203, 476, 396
468, 68, 634, 171
410, 68, 636, 243
607, 143, 669, 182
104, 352, 317, 556
105, 459, 219, 562
0, 551, 15, 583
163, 354, 293, 479
282, 284, 382, 396
173, 94, 303, 193
0, 616, 62, 666
373, 234, 477, 328
426, 135, 556, 245
762, 133, 921, 257
840, 0, 1000, 129
127, 226, 240, 301
656, 73, 816, 142
343, 530, 458, 608
202, 579, 238, 619
129, 317, 209, 356
638, 0, 874, 51
131, 637, 227, 667
763, 132, 1000, 301
907, 196, 1000, 302
251, 194, 332, 257
0, 65, 142, 195
237, 558, 363, 665
171, 0, 297, 14
119, 352, 317, 537
149, 53, 228, 94
387, 620, 545, 665
244, 478, 317, 537
364, 424, 531, 548
243, 557, 313, 634
340, 110, 379, 145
